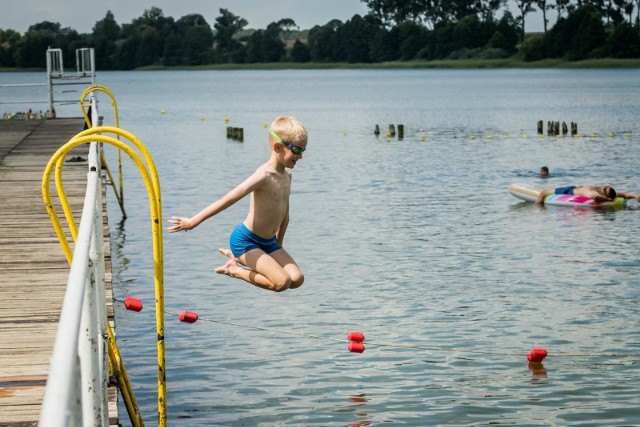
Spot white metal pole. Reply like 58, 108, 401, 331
79, 260, 102, 425
46, 49, 53, 115
39, 174, 99, 427
90, 140, 110, 425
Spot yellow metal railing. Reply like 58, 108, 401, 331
81, 85, 126, 218
42, 92, 167, 426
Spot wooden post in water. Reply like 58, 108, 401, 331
537, 120, 543, 135
554, 121, 560, 136
398, 124, 404, 140
227, 127, 244, 141
571, 122, 578, 136
547, 121, 553, 136
562, 121, 568, 136
374, 124, 380, 136
388, 124, 396, 137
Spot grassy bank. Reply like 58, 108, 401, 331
3, 57, 640, 73
136, 57, 640, 71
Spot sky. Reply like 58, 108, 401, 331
0, 0, 546, 34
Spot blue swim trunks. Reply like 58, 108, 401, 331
229, 223, 282, 258
555, 186, 576, 195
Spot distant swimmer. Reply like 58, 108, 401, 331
168, 116, 308, 292
539, 166, 549, 177
535, 185, 640, 205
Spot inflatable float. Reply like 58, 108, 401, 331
508, 184, 626, 208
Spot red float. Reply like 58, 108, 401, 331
123, 297, 143, 312
348, 342, 365, 353
527, 348, 548, 362
347, 332, 365, 343
179, 311, 199, 323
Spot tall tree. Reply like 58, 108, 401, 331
262, 22, 285, 62
92, 11, 120, 69
245, 29, 265, 62
0, 29, 21, 67
17, 22, 60, 68
547, 4, 606, 59
290, 39, 310, 62
176, 14, 214, 65
136, 26, 160, 67
397, 21, 427, 60
555, 0, 574, 20
337, 14, 379, 62
307, 20, 343, 61
370, 26, 400, 61
360, 0, 430, 26
119, 7, 173, 67
535, 0, 554, 32
607, 21, 640, 56
213, 8, 248, 62
514, 0, 537, 38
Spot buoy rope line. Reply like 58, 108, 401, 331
233, 120, 637, 141
217, 115, 638, 141
303, 126, 636, 141
113, 297, 640, 360
202, 115, 640, 142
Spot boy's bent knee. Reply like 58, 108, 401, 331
290, 273, 304, 289
271, 275, 292, 292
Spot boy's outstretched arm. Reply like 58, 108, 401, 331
168, 172, 263, 233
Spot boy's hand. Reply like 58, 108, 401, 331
168, 216, 193, 233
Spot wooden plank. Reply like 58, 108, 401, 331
0, 119, 119, 425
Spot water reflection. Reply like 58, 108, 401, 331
348, 393, 372, 426
528, 362, 549, 385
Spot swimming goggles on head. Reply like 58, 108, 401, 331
270, 131, 306, 155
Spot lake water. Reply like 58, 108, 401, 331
3, 69, 640, 425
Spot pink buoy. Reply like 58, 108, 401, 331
347, 332, 365, 343
348, 342, 365, 353
179, 311, 199, 323
123, 297, 143, 312
527, 348, 548, 362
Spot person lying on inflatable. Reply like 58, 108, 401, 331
535, 185, 640, 205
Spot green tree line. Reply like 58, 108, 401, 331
1, 0, 639, 69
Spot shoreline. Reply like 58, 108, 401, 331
2, 58, 640, 72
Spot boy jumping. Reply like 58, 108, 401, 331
168, 116, 307, 292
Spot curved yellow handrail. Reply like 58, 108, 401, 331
42, 133, 166, 426
81, 85, 126, 216
53, 155, 78, 241
75, 126, 161, 198
47, 125, 163, 261
80, 85, 120, 129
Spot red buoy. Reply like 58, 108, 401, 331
348, 342, 365, 353
179, 311, 199, 323
527, 348, 548, 362
123, 297, 143, 312
347, 332, 365, 343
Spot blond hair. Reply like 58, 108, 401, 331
269, 116, 308, 145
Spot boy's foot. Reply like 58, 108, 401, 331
218, 248, 235, 259
214, 259, 238, 277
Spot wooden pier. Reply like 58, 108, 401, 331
0, 119, 118, 426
